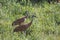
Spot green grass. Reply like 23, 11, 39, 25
0, 0, 60, 40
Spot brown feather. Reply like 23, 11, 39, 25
12, 16, 27, 26
13, 19, 33, 32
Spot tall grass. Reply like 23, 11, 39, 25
0, 0, 60, 40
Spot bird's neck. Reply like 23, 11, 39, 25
27, 18, 33, 27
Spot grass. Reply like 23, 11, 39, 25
0, 0, 60, 40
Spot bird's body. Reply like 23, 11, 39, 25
13, 15, 36, 32
12, 11, 29, 26
13, 18, 33, 32
12, 16, 27, 26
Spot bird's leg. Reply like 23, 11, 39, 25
23, 31, 26, 36
20, 31, 26, 37
18, 32, 20, 37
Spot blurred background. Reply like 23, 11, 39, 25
0, 0, 60, 40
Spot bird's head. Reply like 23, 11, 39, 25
24, 11, 30, 18
31, 15, 37, 18
30, 14, 37, 21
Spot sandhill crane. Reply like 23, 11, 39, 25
13, 15, 36, 33
12, 11, 29, 26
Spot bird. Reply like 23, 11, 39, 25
12, 11, 30, 26
13, 15, 36, 33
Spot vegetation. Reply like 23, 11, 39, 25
0, 0, 60, 40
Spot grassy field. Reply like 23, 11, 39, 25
0, 0, 60, 40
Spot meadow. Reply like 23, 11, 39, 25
0, 0, 60, 40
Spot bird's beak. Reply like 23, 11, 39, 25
34, 16, 38, 18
